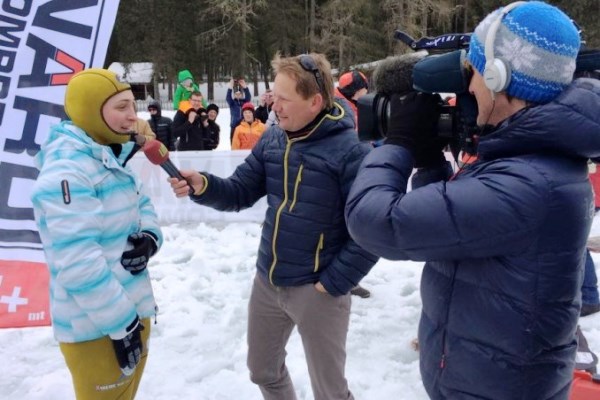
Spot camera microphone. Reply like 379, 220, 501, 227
357, 53, 426, 140
372, 52, 427, 95
143, 140, 193, 194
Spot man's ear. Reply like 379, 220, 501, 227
310, 93, 324, 112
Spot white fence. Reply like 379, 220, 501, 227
129, 150, 267, 224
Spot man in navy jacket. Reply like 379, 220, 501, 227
346, 2, 600, 399
169, 53, 377, 399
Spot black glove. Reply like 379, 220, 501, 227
384, 91, 449, 168
121, 231, 158, 275
111, 316, 144, 376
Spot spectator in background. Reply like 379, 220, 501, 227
31, 68, 163, 400
207, 103, 220, 123
172, 92, 219, 151
226, 77, 251, 144
345, 3, 599, 399
231, 102, 266, 150
255, 89, 273, 124
582, 249, 600, 316
206, 103, 221, 146
168, 53, 378, 399
173, 69, 206, 110
134, 118, 156, 143
265, 109, 279, 128
147, 100, 173, 150
583, 163, 600, 317
335, 70, 369, 129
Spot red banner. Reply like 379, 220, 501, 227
0, 260, 50, 328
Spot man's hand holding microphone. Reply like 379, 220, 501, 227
168, 170, 205, 197
141, 139, 203, 196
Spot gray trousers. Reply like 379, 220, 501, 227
247, 274, 354, 400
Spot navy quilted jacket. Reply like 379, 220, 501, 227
345, 78, 600, 399
192, 102, 378, 296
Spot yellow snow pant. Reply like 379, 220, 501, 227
59, 318, 151, 400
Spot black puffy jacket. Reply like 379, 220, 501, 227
147, 100, 174, 150
346, 79, 600, 399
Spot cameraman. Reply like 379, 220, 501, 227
346, 2, 600, 399
172, 91, 219, 151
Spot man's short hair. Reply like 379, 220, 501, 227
271, 53, 335, 109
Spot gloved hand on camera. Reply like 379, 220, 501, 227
121, 231, 158, 275
384, 91, 449, 168
111, 315, 144, 376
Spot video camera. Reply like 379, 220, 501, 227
357, 30, 600, 156
357, 31, 478, 154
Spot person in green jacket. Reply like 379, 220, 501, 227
173, 69, 207, 110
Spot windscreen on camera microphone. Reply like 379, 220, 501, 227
372, 52, 427, 95
357, 53, 426, 141
412, 49, 471, 94
143, 139, 186, 181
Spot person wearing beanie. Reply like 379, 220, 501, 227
225, 77, 251, 144
31, 68, 163, 400
206, 103, 220, 121
231, 102, 266, 150
147, 100, 174, 150
205, 103, 222, 145
172, 91, 219, 151
346, 2, 600, 399
335, 70, 369, 128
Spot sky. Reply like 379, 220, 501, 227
1, 109, 599, 399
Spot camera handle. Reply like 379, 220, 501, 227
394, 30, 471, 52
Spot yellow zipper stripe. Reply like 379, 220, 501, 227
268, 138, 292, 284
268, 103, 344, 282
288, 102, 345, 143
314, 233, 324, 273
289, 164, 304, 212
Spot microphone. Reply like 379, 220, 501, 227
143, 140, 194, 195
357, 53, 427, 140
143, 139, 185, 179
372, 52, 427, 95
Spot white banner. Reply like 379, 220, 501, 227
130, 150, 267, 224
0, 0, 120, 328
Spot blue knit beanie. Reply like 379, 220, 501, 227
467, 1, 580, 104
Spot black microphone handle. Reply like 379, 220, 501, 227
160, 159, 185, 180
160, 159, 195, 195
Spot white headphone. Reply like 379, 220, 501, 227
483, 1, 526, 95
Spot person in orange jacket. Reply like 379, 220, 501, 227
231, 102, 266, 150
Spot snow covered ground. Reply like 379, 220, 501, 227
2, 108, 599, 399
3, 219, 600, 400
